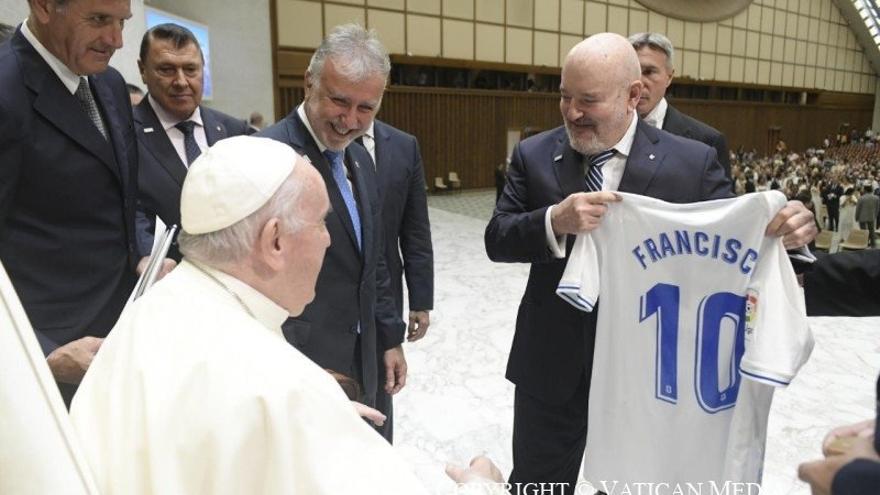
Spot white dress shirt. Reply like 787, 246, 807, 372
148, 95, 208, 168
20, 19, 81, 94
643, 96, 669, 129
360, 122, 377, 166
296, 104, 355, 192
545, 112, 639, 258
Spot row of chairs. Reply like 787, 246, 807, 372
814, 229, 876, 252
433, 172, 461, 193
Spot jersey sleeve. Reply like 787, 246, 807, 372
555, 233, 599, 312
738, 236, 814, 387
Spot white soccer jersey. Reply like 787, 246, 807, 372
556, 191, 813, 491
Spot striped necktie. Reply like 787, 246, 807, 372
74, 77, 108, 140
174, 121, 202, 166
585, 149, 615, 192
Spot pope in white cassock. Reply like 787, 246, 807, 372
69, 136, 504, 494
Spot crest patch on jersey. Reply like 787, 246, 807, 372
744, 289, 759, 342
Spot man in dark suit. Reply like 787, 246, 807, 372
822, 179, 844, 231
628, 32, 731, 182
0, 0, 139, 405
359, 118, 434, 442
485, 33, 816, 494
134, 23, 248, 263
258, 24, 407, 414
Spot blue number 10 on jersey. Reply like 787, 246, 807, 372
556, 191, 813, 488
640, 283, 746, 412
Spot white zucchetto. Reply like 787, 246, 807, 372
181, 136, 297, 234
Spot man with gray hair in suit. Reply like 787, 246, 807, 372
628, 32, 731, 182
258, 24, 409, 431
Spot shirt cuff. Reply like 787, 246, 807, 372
545, 205, 568, 258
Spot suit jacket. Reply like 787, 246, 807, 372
134, 98, 249, 258
0, 28, 139, 356
370, 119, 433, 314
855, 193, 880, 223
485, 120, 731, 404
663, 104, 731, 182
804, 250, 880, 317
822, 184, 844, 211
258, 110, 404, 406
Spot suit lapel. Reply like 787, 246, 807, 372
134, 100, 188, 186
90, 75, 131, 189
552, 135, 586, 198
201, 108, 228, 146
288, 113, 362, 255
372, 122, 392, 193
662, 105, 693, 140
618, 120, 666, 195
22, 50, 120, 182
346, 148, 370, 260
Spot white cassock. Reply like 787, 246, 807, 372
70, 260, 430, 494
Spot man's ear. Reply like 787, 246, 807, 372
304, 70, 314, 95
29, 0, 53, 24
256, 218, 284, 271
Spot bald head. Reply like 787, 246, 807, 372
566, 33, 641, 90
560, 33, 642, 155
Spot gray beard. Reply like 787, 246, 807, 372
565, 123, 606, 155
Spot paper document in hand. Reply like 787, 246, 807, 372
129, 224, 178, 302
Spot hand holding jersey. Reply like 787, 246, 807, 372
764, 200, 819, 249
550, 191, 621, 235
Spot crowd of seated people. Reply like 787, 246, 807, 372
729, 134, 880, 244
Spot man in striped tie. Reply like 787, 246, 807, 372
133, 23, 249, 265
486, 32, 817, 494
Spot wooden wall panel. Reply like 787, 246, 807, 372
277, 85, 873, 189
675, 99, 872, 155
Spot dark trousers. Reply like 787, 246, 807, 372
860, 221, 877, 246
827, 207, 839, 231
509, 374, 590, 495
374, 347, 393, 442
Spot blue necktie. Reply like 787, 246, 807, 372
174, 121, 202, 166
323, 150, 362, 251
585, 149, 615, 192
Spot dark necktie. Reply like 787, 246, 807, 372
585, 149, 616, 192
174, 121, 202, 166
323, 149, 362, 251
74, 77, 108, 140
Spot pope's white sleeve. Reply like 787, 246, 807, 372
739, 237, 814, 387
556, 233, 599, 312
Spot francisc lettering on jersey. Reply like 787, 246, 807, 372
630, 230, 759, 275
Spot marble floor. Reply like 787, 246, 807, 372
395, 193, 880, 494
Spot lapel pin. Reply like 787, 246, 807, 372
144, 127, 154, 133
354, 160, 360, 168
554, 154, 563, 162
649, 154, 655, 160
216, 125, 222, 132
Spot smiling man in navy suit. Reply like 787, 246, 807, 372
133, 23, 248, 264
485, 33, 817, 494
258, 25, 407, 424
0, 0, 139, 405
